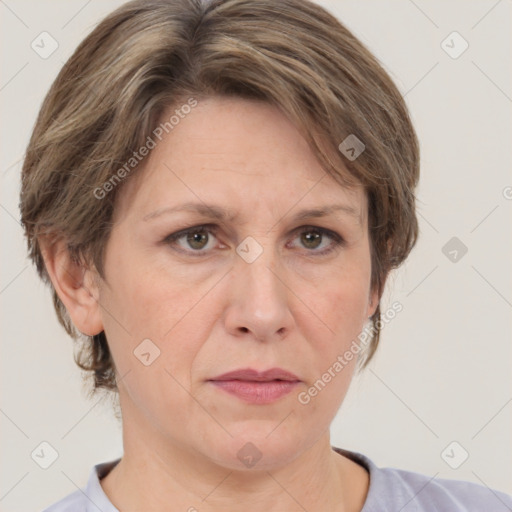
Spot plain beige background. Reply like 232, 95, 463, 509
1, 1, 511, 510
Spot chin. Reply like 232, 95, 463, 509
202, 425, 311, 472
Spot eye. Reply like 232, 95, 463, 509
288, 226, 344, 255
163, 224, 344, 256
163, 224, 220, 255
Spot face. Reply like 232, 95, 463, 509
95, 96, 378, 471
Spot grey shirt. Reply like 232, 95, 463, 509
42, 447, 512, 511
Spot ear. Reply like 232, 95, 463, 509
40, 237, 104, 336
367, 275, 386, 319
367, 287, 379, 319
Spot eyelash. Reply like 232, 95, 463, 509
163, 224, 344, 257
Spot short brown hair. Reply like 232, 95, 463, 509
19, 0, 419, 397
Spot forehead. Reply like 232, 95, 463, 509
113, 96, 367, 225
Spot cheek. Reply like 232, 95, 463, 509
332, 274, 371, 328
99, 239, 204, 381
307, 287, 368, 383
305, 257, 372, 345
99, 267, 207, 422
296, 275, 369, 420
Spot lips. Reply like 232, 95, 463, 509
208, 368, 301, 404
210, 368, 300, 382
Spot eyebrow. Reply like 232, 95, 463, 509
142, 202, 361, 225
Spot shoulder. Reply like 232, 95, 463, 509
41, 459, 121, 512
334, 447, 512, 512
385, 466, 512, 512
41, 489, 88, 512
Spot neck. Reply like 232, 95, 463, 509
101, 425, 368, 512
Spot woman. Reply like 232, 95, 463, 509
19, 0, 512, 510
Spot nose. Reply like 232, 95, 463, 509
223, 242, 294, 342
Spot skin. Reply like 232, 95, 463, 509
42, 96, 380, 512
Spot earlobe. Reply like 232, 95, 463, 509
367, 286, 380, 319
40, 237, 104, 336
